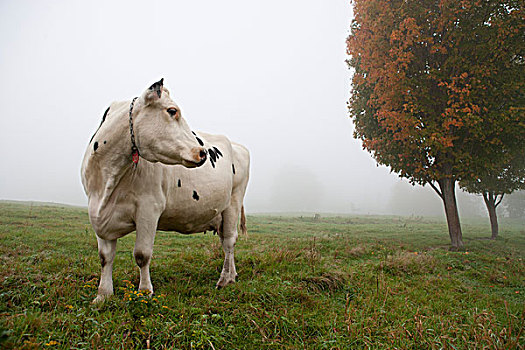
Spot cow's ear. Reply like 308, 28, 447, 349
141, 78, 164, 105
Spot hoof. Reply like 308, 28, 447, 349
216, 274, 236, 289
92, 294, 111, 304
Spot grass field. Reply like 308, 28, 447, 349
0, 201, 523, 349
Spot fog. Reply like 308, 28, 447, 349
0, 0, 483, 216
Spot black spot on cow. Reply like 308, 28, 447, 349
178, 179, 181, 187
213, 147, 223, 157
93, 141, 99, 151
104, 140, 107, 144
196, 137, 204, 146
193, 190, 200, 201
192, 131, 196, 136
134, 252, 149, 268
208, 148, 216, 162
101, 106, 110, 123
232, 164, 236, 174
89, 106, 111, 143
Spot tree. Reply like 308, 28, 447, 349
347, 0, 524, 249
502, 190, 525, 218
460, 149, 525, 239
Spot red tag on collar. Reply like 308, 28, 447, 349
132, 151, 139, 164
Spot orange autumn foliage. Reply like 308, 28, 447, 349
347, 0, 524, 248
347, 0, 523, 185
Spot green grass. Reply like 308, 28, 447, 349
0, 202, 523, 349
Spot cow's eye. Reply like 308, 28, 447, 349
167, 108, 178, 117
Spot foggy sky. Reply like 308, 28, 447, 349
0, 0, 483, 216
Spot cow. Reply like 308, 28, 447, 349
81, 79, 250, 303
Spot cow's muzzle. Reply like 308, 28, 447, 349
196, 149, 207, 166
182, 147, 207, 168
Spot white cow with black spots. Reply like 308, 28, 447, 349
81, 79, 250, 302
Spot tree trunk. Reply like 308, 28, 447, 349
438, 178, 464, 250
482, 192, 499, 239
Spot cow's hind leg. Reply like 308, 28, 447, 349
94, 237, 117, 303
216, 203, 242, 289
134, 217, 158, 295
217, 144, 249, 289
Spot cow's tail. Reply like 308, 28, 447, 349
240, 205, 247, 236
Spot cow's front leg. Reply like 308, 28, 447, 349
134, 218, 157, 295
217, 205, 239, 289
94, 237, 117, 303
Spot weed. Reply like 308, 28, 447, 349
383, 250, 437, 276
0, 202, 524, 349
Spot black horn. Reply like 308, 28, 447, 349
149, 78, 164, 98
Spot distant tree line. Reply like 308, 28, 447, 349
347, 0, 524, 248
500, 190, 525, 219
388, 183, 525, 219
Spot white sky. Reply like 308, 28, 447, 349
0, 0, 456, 214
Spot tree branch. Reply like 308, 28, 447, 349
482, 191, 490, 205
428, 181, 443, 199
495, 193, 504, 208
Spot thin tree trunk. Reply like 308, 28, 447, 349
437, 178, 464, 250
482, 192, 499, 239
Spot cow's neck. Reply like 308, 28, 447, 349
85, 108, 135, 214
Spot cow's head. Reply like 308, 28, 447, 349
132, 79, 206, 167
